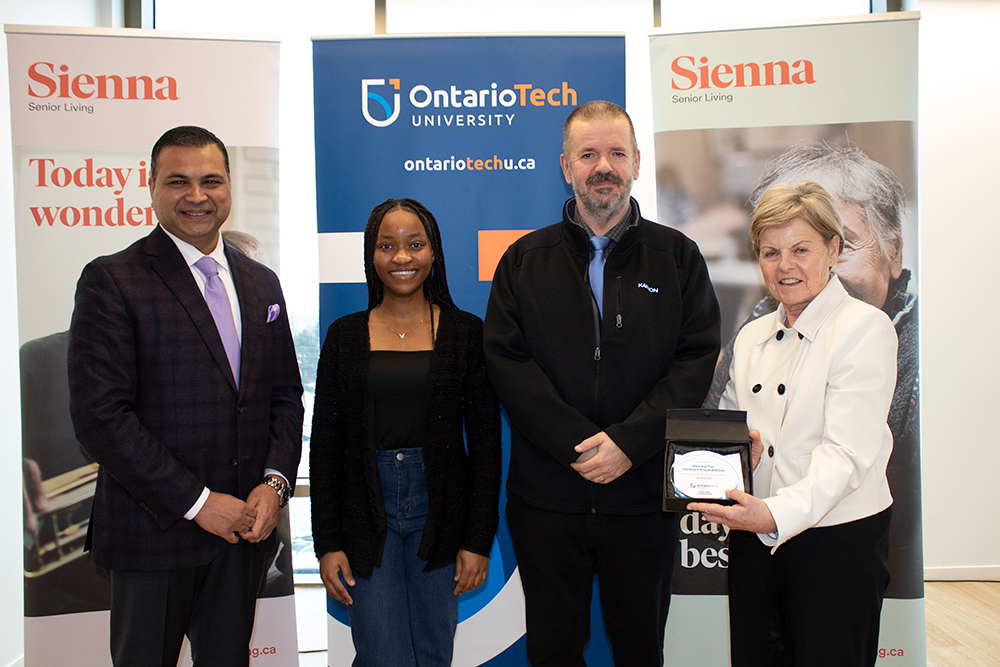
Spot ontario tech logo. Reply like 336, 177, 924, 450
362, 78, 400, 127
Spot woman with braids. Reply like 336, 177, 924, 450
310, 198, 501, 667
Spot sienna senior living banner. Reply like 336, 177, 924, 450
312, 34, 625, 667
6, 25, 297, 666
650, 12, 923, 666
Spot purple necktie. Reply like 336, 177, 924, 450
195, 256, 240, 387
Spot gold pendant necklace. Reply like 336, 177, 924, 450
374, 308, 425, 339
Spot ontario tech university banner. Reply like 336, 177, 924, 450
6, 25, 296, 666
649, 13, 922, 666
312, 34, 624, 666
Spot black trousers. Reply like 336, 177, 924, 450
506, 496, 678, 667
109, 539, 266, 667
728, 507, 891, 667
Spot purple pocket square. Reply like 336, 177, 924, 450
266, 303, 280, 323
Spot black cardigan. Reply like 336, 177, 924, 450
310, 306, 502, 577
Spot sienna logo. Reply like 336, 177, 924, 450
671, 56, 815, 91
638, 282, 659, 293
362, 78, 401, 127
27, 62, 178, 100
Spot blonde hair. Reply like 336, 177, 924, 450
750, 181, 843, 258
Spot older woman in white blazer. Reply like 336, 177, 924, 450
689, 181, 897, 667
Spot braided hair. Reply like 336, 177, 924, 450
363, 198, 457, 311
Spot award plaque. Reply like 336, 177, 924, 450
670, 450, 745, 499
663, 409, 752, 511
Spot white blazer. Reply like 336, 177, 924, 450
721, 276, 897, 551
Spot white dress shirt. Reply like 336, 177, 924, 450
721, 276, 897, 551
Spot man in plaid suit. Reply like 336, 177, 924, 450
68, 126, 303, 667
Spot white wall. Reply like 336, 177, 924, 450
918, 0, 1000, 580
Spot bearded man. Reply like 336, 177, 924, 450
484, 101, 721, 666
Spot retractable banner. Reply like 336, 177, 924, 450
313, 34, 624, 666
648, 13, 922, 666
7, 25, 297, 666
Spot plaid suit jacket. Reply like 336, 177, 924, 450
68, 226, 303, 571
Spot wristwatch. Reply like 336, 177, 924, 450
262, 475, 291, 508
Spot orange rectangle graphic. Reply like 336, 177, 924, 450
478, 229, 535, 281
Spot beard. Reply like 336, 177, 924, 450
573, 171, 632, 219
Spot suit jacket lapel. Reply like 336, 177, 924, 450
227, 244, 259, 398
145, 226, 240, 393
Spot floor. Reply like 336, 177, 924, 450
295, 580, 1000, 667
925, 581, 1000, 667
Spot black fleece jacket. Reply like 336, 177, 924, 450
484, 198, 721, 514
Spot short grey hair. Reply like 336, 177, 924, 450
562, 100, 637, 158
750, 143, 906, 259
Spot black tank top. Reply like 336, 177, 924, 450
368, 350, 432, 450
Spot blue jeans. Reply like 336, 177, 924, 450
348, 448, 458, 667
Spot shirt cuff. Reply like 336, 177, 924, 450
264, 469, 288, 485
184, 487, 210, 520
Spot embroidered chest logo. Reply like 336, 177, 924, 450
638, 282, 659, 293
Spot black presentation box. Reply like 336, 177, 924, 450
662, 409, 752, 512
